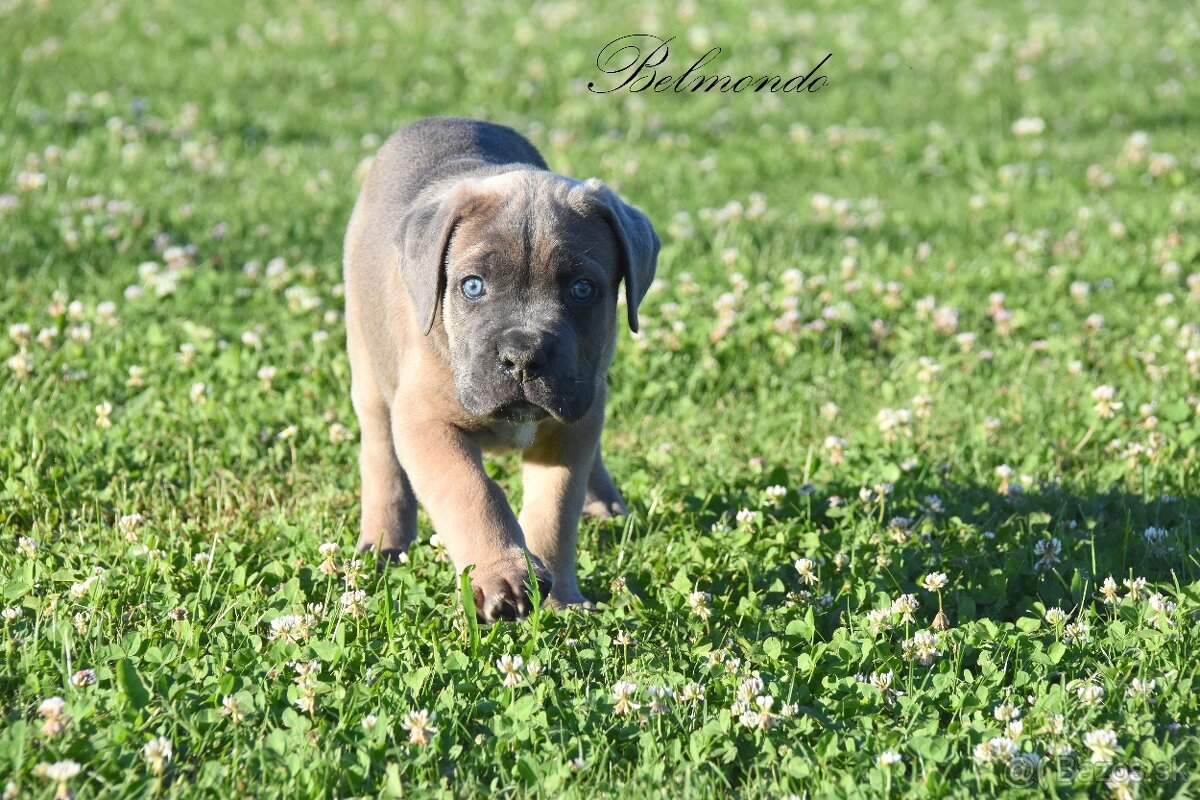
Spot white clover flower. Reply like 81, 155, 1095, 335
993, 702, 1021, 722
870, 671, 904, 705
876, 407, 913, 441
124, 364, 145, 388
1106, 765, 1143, 800
1045, 607, 1067, 625
763, 485, 788, 506
34, 759, 82, 799
612, 681, 640, 716
1091, 385, 1122, 418
1123, 577, 1147, 601
96, 301, 117, 324
328, 422, 354, 443
919, 572, 948, 592
902, 631, 941, 665
69, 576, 99, 598
1099, 576, 1120, 604
735, 508, 755, 527
267, 614, 310, 643
143, 736, 173, 775
37, 695, 69, 736
1011, 117, 1046, 137
794, 558, 818, 585
1083, 729, 1118, 763
879, 751, 903, 766
1064, 621, 1091, 644
646, 685, 674, 714
292, 660, 321, 686
916, 356, 940, 384
118, 515, 145, 545
1142, 526, 1169, 555
7, 349, 34, 380
8, 322, 31, 345
317, 541, 340, 574
891, 593, 919, 623
737, 695, 777, 730
401, 709, 436, 745
94, 401, 113, 428
687, 590, 712, 620
221, 695, 244, 724
257, 365, 277, 389
294, 693, 316, 714
341, 558, 366, 588
972, 736, 1018, 764
71, 669, 96, 688
736, 676, 765, 702
823, 435, 846, 464
339, 589, 368, 617
1033, 538, 1063, 572
1147, 593, 1176, 618
496, 654, 524, 687
38, 696, 67, 719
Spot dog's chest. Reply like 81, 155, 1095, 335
479, 421, 539, 453
512, 423, 538, 450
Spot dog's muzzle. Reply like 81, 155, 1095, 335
496, 328, 554, 384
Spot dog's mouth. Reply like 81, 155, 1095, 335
459, 374, 593, 425
495, 398, 549, 424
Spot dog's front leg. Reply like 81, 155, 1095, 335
518, 410, 603, 609
391, 412, 552, 622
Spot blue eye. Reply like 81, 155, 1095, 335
569, 278, 595, 303
461, 276, 486, 299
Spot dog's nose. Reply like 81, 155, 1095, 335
497, 330, 550, 383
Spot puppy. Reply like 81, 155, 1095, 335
343, 117, 659, 621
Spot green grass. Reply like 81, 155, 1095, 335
2, 0, 1200, 797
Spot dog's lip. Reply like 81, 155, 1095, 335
495, 399, 549, 423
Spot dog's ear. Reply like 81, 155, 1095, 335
395, 182, 482, 335
571, 178, 660, 333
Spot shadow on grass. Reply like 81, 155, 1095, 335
585, 470, 1197, 625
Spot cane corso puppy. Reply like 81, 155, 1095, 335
344, 117, 659, 621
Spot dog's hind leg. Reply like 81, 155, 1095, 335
582, 451, 628, 520
349, 328, 417, 561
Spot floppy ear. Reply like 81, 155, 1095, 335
395, 183, 481, 335
571, 178, 660, 333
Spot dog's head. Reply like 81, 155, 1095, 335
396, 170, 659, 424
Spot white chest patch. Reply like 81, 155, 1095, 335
513, 423, 537, 450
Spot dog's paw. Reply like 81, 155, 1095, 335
582, 494, 627, 521
545, 591, 597, 612
469, 550, 553, 623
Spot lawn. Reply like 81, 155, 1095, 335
2, 0, 1199, 797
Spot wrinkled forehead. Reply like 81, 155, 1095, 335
448, 172, 618, 271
